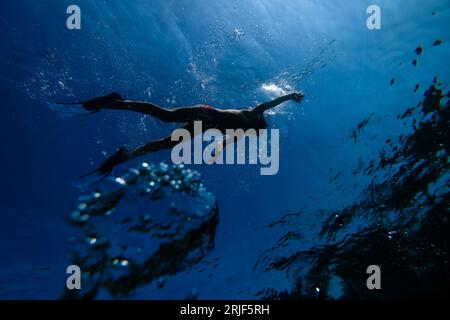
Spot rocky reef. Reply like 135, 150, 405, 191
255, 80, 449, 299
63, 163, 218, 299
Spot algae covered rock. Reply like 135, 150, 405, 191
64, 162, 218, 299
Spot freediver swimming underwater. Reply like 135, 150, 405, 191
59, 91, 305, 179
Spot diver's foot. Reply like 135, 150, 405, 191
83, 92, 123, 111
98, 146, 130, 174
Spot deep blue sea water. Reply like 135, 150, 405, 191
0, 0, 449, 299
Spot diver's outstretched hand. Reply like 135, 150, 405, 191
290, 92, 305, 103
83, 92, 124, 110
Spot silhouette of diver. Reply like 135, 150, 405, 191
61, 91, 305, 179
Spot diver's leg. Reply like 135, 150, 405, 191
168, 105, 219, 122
83, 93, 217, 123
94, 122, 197, 175
76, 92, 175, 121
106, 102, 219, 123
95, 136, 179, 175
128, 136, 179, 159
96, 99, 181, 122
93, 121, 198, 176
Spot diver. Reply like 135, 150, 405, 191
60, 91, 305, 178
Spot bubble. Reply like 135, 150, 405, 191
71, 211, 81, 219
115, 177, 126, 185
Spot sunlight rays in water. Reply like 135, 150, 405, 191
261, 83, 290, 96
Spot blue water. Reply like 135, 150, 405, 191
0, 0, 449, 299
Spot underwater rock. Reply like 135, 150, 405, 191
422, 83, 445, 115
255, 80, 449, 299
63, 163, 219, 299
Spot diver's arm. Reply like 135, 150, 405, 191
251, 92, 304, 114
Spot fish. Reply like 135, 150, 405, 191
414, 46, 423, 55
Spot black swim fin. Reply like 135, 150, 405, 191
78, 168, 112, 186
57, 101, 84, 105
79, 167, 101, 179
72, 109, 101, 117
56, 101, 101, 117
57, 92, 123, 114
90, 171, 112, 186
